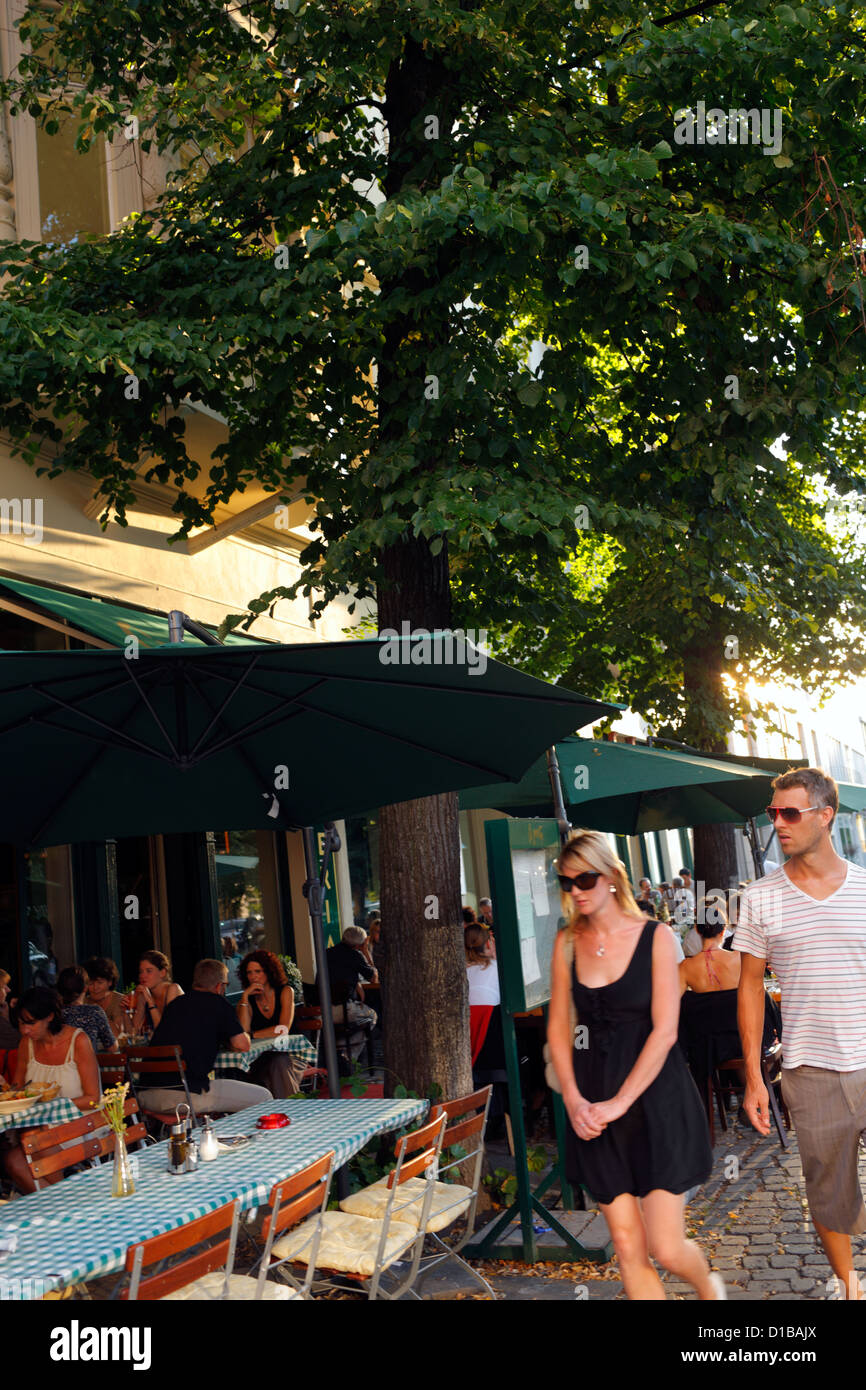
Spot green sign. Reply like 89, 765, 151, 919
316, 826, 342, 948
485, 817, 563, 1013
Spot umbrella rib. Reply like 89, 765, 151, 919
121, 661, 181, 759
196, 692, 540, 782
20, 686, 177, 762
187, 652, 265, 759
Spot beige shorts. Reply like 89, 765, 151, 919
780, 1065, 866, 1236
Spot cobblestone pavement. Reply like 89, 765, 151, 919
662, 1109, 866, 1301
458, 1107, 866, 1301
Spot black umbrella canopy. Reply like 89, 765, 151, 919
0, 638, 617, 847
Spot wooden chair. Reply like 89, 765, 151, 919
267, 1112, 447, 1300
21, 1097, 147, 1190
121, 1200, 297, 1301
710, 1042, 791, 1148
293, 1007, 328, 1095
123, 1045, 196, 1132
248, 1150, 335, 1297
96, 1052, 129, 1092
340, 1086, 494, 1297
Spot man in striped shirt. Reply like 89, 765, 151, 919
735, 767, 866, 1300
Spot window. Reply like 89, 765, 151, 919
36, 113, 109, 244
23, 844, 75, 986
214, 830, 282, 961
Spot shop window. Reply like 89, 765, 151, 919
344, 814, 380, 929
214, 830, 282, 974
0, 844, 19, 994
115, 838, 157, 991
23, 844, 75, 986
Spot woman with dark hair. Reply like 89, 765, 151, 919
548, 830, 720, 1300
462, 906, 478, 926
83, 956, 126, 1037
232, 950, 304, 1098
1, 987, 101, 1193
58, 966, 117, 1055
131, 949, 183, 1038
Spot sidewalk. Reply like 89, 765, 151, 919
427, 1108, 866, 1301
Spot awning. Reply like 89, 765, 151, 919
0, 575, 267, 648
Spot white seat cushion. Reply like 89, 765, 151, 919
339, 1177, 473, 1233
161, 1272, 299, 1301
270, 1211, 417, 1277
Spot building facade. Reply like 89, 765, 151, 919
0, 5, 362, 997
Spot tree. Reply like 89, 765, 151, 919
1, 0, 865, 1083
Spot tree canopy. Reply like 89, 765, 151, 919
2, 0, 866, 1081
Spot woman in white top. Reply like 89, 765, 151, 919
465, 924, 499, 1005
2, 987, 100, 1194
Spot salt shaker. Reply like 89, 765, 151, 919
199, 1117, 219, 1162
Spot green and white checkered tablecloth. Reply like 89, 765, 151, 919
0, 1097, 426, 1299
213, 1033, 316, 1073
0, 1096, 81, 1136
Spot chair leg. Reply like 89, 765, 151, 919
762, 1064, 788, 1150
704, 1078, 715, 1146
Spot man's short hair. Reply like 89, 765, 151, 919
679, 868, 690, 877
342, 926, 367, 948
672, 876, 683, 889
479, 898, 492, 908
772, 766, 838, 825
193, 958, 228, 990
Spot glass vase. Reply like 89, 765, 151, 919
112, 1130, 136, 1198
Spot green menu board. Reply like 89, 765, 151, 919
485, 818, 564, 1013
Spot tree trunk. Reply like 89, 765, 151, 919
377, 534, 473, 1101
682, 637, 742, 898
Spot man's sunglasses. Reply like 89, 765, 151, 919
557, 871, 603, 892
765, 805, 821, 824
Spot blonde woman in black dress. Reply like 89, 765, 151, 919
548, 830, 723, 1300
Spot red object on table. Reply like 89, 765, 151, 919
256, 1113, 291, 1130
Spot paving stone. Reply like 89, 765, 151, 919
769, 1255, 801, 1268
790, 1278, 819, 1292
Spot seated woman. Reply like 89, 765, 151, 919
131, 950, 183, 1038
0, 968, 18, 1048
1, 987, 101, 1194
58, 966, 117, 1056
678, 909, 775, 1086
233, 950, 306, 1097
82, 956, 127, 1037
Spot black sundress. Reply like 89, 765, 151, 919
565, 919, 712, 1205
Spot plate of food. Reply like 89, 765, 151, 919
0, 1091, 40, 1116
29, 1082, 61, 1103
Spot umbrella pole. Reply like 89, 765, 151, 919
546, 746, 572, 847
302, 824, 343, 1098
747, 817, 765, 879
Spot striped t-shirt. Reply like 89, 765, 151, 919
733, 862, 866, 1070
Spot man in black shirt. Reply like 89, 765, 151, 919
138, 958, 272, 1114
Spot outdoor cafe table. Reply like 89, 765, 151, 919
213, 1033, 316, 1074
0, 1095, 80, 1136
0, 1096, 427, 1299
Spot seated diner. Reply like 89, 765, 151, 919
1, 987, 101, 1194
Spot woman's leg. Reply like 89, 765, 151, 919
598, 1193, 666, 1300
641, 1189, 719, 1299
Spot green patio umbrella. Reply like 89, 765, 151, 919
459, 737, 784, 834
0, 637, 616, 848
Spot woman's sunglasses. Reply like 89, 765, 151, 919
557, 871, 603, 892
765, 805, 821, 824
